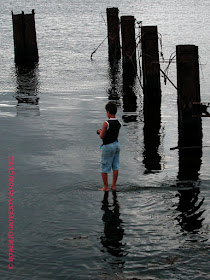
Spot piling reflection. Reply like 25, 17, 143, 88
107, 59, 121, 101
100, 191, 125, 264
176, 118, 205, 233
122, 69, 137, 115
176, 186, 205, 233
107, 34, 138, 122
178, 117, 203, 179
15, 62, 40, 115
121, 57, 138, 123
143, 102, 162, 173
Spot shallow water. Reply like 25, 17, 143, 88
0, 0, 210, 279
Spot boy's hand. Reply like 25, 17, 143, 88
97, 122, 108, 139
97, 129, 101, 135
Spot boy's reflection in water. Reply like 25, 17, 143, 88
100, 191, 125, 262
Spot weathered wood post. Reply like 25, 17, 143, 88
121, 16, 137, 111
12, 9, 39, 64
176, 45, 202, 146
141, 26, 161, 172
141, 26, 161, 111
106, 7, 121, 62
176, 45, 203, 180
121, 16, 137, 74
177, 45, 201, 123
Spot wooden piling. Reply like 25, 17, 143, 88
176, 45, 202, 146
106, 7, 121, 61
141, 26, 161, 106
141, 26, 162, 171
176, 45, 203, 176
12, 9, 39, 64
120, 16, 137, 111
121, 16, 137, 72
176, 45, 200, 122
143, 86, 161, 172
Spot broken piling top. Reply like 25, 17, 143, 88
12, 9, 39, 65
176, 45, 200, 118
106, 7, 121, 61
120, 15, 137, 68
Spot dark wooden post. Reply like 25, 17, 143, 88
176, 45, 203, 179
141, 26, 162, 172
121, 15, 137, 111
141, 26, 161, 108
176, 45, 200, 122
121, 16, 137, 72
176, 45, 202, 146
106, 7, 121, 61
12, 9, 39, 64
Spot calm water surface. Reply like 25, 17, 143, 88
0, 0, 209, 279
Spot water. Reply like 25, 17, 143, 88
0, 0, 210, 279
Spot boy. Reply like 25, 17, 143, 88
97, 101, 121, 191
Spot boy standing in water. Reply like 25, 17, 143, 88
97, 102, 121, 191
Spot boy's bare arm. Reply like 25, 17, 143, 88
97, 121, 108, 139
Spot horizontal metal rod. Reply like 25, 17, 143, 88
192, 115, 210, 118
170, 145, 210, 150
193, 102, 210, 106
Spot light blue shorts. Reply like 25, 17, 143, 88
100, 141, 120, 173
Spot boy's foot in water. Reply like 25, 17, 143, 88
98, 187, 109, 191
111, 184, 116, 191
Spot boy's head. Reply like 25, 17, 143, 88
105, 101, 117, 115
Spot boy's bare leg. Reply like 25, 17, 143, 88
111, 170, 118, 190
99, 173, 109, 191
